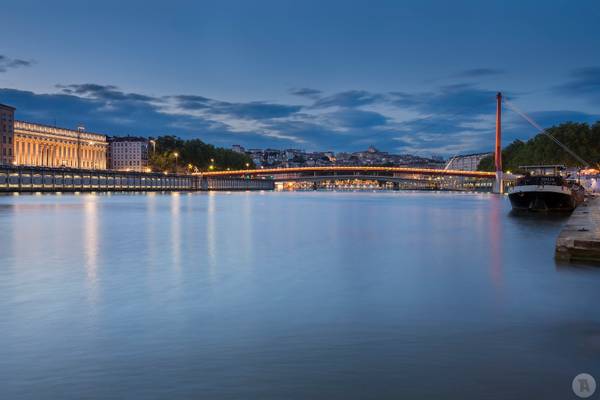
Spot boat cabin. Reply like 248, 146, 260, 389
518, 165, 566, 176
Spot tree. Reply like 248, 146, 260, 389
477, 122, 600, 172
148, 135, 254, 173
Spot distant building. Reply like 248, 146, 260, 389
232, 144, 245, 153
445, 152, 492, 171
14, 121, 108, 169
0, 103, 15, 165
108, 136, 149, 172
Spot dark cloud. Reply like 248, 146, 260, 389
1, 82, 597, 157
387, 84, 506, 155
554, 67, 600, 101
326, 109, 388, 128
289, 88, 322, 100
313, 90, 385, 108
172, 95, 302, 120
454, 68, 505, 78
222, 102, 301, 120
0, 87, 306, 149
169, 95, 213, 110
261, 118, 398, 151
393, 114, 492, 155
390, 84, 500, 116
1, 88, 181, 135
0, 55, 34, 73
397, 115, 483, 134
57, 83, 156, 103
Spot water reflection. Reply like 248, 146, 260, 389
0, 191, 599, 400
206, 191, 217, 277
145, 192, 158, 271
489, 194, 504, 288
170, 192, 182, 275
83, 195, 99, 304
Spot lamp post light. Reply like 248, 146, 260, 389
149, 139, 156, 154
173, 152, 179, 173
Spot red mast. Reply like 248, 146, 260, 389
495, 92, 503, 194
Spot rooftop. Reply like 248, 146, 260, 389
0, 103, 16, 111
108, 136, 148, 142
15, 120, 108, 141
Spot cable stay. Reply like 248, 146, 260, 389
502, 98, 590, 168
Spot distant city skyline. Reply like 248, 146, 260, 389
1, 0, 600, 156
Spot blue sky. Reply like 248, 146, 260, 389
1, 0, 600, 156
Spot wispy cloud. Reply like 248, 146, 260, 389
0, 81, 595, 156
390, 84, 499, 116
57, 83, 155, 103
289, 88, 322, 100
0, 55, 35, 73
312, 90, 385, 109
554, 67, 600, 102
171, 95, 302, 120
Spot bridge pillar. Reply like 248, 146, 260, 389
494, 92, 503, 194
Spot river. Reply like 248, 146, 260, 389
0, 191, 599, 399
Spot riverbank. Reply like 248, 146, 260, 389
0, 165, 274, 192
555, 195, 600, 263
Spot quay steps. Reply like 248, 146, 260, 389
555, 196, 600, 263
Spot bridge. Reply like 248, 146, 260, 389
197, 166, 497, 191
198, 166, 496, 179
197, 166, 496, 190
198, 93, 547, 193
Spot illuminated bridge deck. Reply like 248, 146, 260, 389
198, 166, 496, 179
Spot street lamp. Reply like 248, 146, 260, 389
174, 152, 179, 173
149, 139, 156, 154
245, 162, 250, 168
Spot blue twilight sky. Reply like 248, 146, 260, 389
1, 0, 600, 156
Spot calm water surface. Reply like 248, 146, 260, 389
1, 191, 599, 399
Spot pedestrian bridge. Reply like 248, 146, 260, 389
198, 166, 496, 180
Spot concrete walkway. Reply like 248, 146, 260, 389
556, 196, 600, 263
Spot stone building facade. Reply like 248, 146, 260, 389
108, 136, 149, 172
0, 103, 15, 165
13, 121, 108, 169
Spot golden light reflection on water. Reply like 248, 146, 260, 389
241, 192, 254, 269
170, 192, 182, 275
146, 192, 158, 271
83, 194, 100, 305
488, 195, 504, 290
206, 192, 217, 277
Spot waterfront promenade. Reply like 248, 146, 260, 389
556, 195, 600, 262
0, 165, 274, 192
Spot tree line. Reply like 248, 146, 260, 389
478, 122, 600, 172
148, 136, 254, 173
